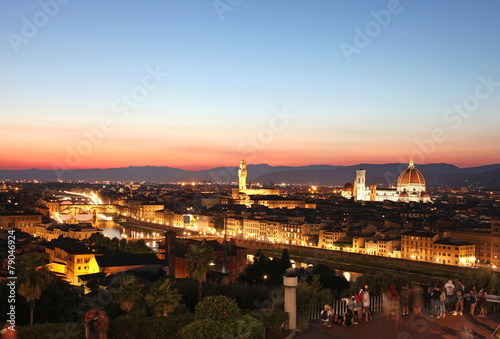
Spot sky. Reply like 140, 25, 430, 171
1, 0, 500, 171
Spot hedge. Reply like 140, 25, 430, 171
17, 313, 194, 339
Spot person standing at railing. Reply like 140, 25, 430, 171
444, 279, 455, 313
362, 285, 373, 321
439, 288, 447, 318
400, 284, 411, 316
430, 286, 441, 318
453, 289, 464, 316
468, 286, 477, 317
355, 290, 363, 321
411, 284, 424, 315
478, 287, 488, 318
453, 280, 465, 316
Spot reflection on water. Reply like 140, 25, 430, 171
335, 270, 363, 282
94, 220, 123, 239
92, 220, 159, 252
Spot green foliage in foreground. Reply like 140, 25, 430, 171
181, 295, 264, 339
17, 314, 194, 339
194, 295, 240, 322
181, 315, 263, 339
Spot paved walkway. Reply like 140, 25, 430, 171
294, 312, 500, 339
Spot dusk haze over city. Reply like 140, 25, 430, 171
2, 1, 500, 339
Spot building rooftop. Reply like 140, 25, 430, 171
434, 238, 474, 246
95, 253, 162, 268
401, 230, 438, 238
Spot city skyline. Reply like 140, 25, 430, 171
2, 1, 500, 170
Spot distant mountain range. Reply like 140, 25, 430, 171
1, 163, 500, 188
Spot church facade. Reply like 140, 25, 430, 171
343, 159, 431, 203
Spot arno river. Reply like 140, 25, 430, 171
92, 219, 160, 252
90, 218, 360, 282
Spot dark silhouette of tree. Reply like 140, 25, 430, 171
145, 278, 182, 317
112, 275, 143, 317
186, 241, 215, 304
18, 253, 53, 325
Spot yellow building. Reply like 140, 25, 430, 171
173, 213, 184, 227
433, 239, 475, 266
447, 219, 500, 266
492, 219, 500, 267
226, 217, 244, 237
46, 201, 60, 216
139, 204, 164, 222
45, 240, 96, 284
401, 231, 439, 262
281, 223, 302, 245
265, 221, 281, 243
0, 211, 43, 230
318, 229, 349, 249
364, 239, 400, 257
243, 218, 266, 240
249, 196, 306, 209
352, 237, 365, 253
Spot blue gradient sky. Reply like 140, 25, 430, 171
1, 0, 499, 170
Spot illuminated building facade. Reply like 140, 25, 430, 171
0, 211, 43, 230
401, 231, 439, 261
433, 239, 475, 266
346, 159, 431, 203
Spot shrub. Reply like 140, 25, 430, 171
181, 295, 264, 339
262, 310, 288, 334
17, 322, 85, 339
180, 315, 264, 339
194, 295, 240, 322
16, 314, 194, 339
109, 314, 193, 338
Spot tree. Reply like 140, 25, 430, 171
213, 217, 224, 231
296, 275, 333, 306
18, 253, 53, 325
186, 241, 215, 304
112, 274, 143, 317
145, 279, 182, 317
237, 250, 289, 286
278, 249, 291, 272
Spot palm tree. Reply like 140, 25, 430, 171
112, 274, 143, 317
145, 278, 182, 317
18, 253, 53, 325
186, 240, 215, 304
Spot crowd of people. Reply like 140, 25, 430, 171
321, 279, 492, 328
321, 284, 373, 327
426, 279, 489, 319
381, 279, 490, 320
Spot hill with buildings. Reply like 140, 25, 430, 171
1, 163, 500, 188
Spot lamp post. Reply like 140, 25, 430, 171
283, 268, 298, 330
